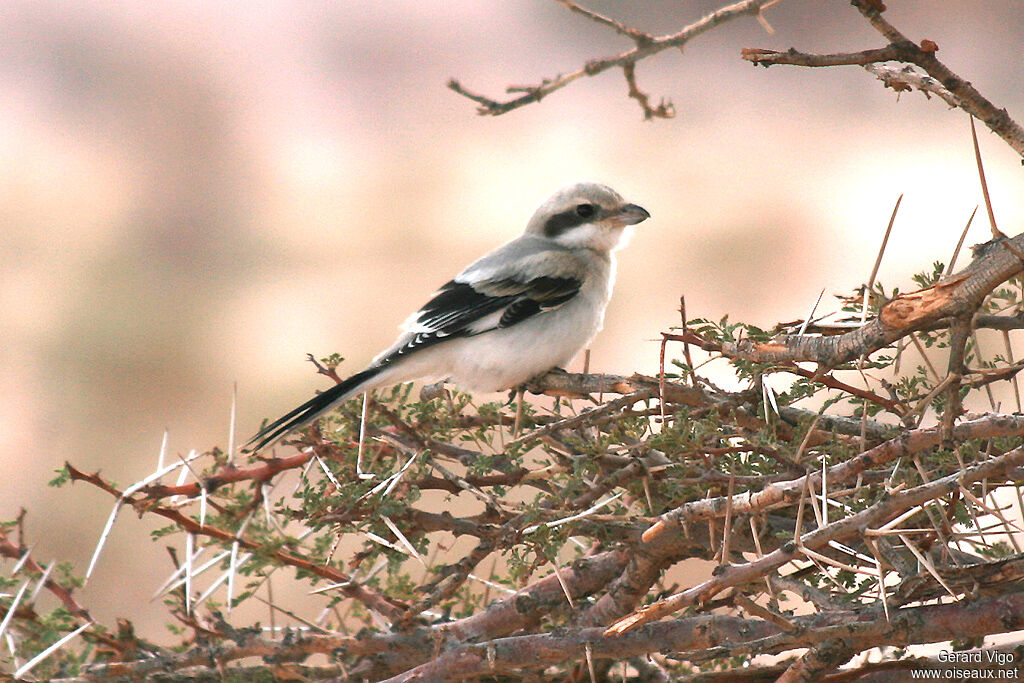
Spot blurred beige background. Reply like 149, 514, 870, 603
2, 0, 1023, 638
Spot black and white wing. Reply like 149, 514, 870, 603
375, 241, 586, 365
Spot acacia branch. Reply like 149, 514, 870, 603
140, 449, 316, 499
578, 529, 697, 629
863, 63, 961, 108
62, 573, 1024, 682
894, 554, 1024, 605
642, 413, 1024, 541
854, 0, 1024, 157
791, 312, 1024, 335
65, 464, 407, 623
382, 590, 1024, 681
743, 1, 1024, 156
712, 232, 1024, 366
777, 639, 856, 682
672, 329, 907, 415
0, 523, 91, 622
63, 549, 631, 681
609, 441, 1024, 634
741, 44, 909, 67
448, 0, 778, 116
623, 61, 675, 120
941, 316, 972, 438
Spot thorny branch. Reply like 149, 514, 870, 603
64, 463, 408, 623
14, 341, 1024, 680
448, 0, 778, 119
386, 590, 1024, 682
742, 0, 1024, 156
642, 413, 1024, 539
0, 522, 90, 622
609, 442, 1024, 634
7, 2, 1024, 681
451, 0, 1024, 157
705, 232, 1024, 367
41, 592, 1024, 683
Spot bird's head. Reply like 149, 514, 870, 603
525, 182, 650, 253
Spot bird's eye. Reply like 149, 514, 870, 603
575, 203, 596, 218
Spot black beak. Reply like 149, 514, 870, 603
613, 203, 650, 226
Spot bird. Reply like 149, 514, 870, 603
245, 182, 650, 452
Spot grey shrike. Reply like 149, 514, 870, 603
245, 182, 650, 452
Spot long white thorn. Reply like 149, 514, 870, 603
193, 553, 253, 609
316, 457, 342, 488
226, 541, 239, 615
11, 546, 34, 576
821, 456, 829, 527
225, 514, 254, 616
152, 547, 221, 600
356, 392, 375, 480
364, 531, 408, 555
14, 621, 93, 679
382, 517, 424, 566
522, 492, 624, 535
0, 581, 29, 641
798, 287, 826, 336
85, 501, 123, 582
184, 533, 194, 616
29, 560, 56, 603
137, 448, 203, 498
158, 429, 169, 472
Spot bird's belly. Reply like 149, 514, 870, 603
443, 295, 605, 391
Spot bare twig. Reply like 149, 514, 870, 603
449, 0, 779, 116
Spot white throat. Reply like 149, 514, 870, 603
554, 224, 631, 253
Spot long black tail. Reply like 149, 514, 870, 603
244, 366, 383, 452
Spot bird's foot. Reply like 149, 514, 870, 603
522, 367, 567, 396
420, 381, 448, 401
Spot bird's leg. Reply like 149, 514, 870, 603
513, 365, 569, 402
509, 364, 571, 433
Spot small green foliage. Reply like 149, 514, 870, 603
48, 465, 72, 488
320, 353, 345, 370
976, 542, 1015, 559
912, 261, 947, 289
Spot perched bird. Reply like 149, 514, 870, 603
245, 182, 649, 452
